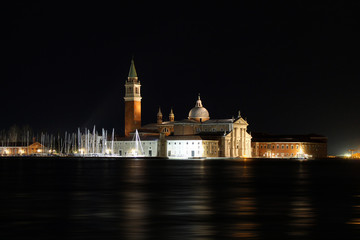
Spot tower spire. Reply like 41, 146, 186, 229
169, 108, 174, 122
157, 107, 163, 124
128, 57, 138, 78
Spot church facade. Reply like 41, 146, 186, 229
115, 59, 252, 158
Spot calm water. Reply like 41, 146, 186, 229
1, 157, 360, 239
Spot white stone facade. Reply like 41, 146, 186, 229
165, 138, 219, 158
224, 117, 252, 158
112, 140, 158, 157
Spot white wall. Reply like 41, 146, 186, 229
112, 140, 158, 157
166, 140, 204, 158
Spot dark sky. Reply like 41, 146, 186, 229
3, 2, 359, 155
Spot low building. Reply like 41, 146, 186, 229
164, 135, 219, 158
0, 142, 46, 156
112, 136, 158, 157
251, 133, 327, 158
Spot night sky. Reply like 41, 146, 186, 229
3, 2, 359, 155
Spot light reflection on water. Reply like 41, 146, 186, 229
1, 158, 360, 239
348, 195, 360, 228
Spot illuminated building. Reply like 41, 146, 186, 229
112, 136, 158, 157
165, 136, 219, 158
120, 58, 252, 158
0, 142, 45, 156
251, 133, 327, 158
138, 95, 252, 158
120, 58, 327, 159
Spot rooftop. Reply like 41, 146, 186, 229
251, 132, 327, 143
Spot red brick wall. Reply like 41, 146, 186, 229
125, 101, 141, 137
252, 142, 327, 158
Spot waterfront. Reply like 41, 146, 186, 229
1, 158, 360, 239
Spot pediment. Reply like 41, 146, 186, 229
234, 117, 248, 126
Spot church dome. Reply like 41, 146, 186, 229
188, 95, 210, 122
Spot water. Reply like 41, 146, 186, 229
1, 158, 360, 239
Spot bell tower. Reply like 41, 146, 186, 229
124, 58, 142, 137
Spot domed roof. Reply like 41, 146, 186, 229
188, 95, 210, 122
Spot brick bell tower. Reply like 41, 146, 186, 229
124, 58, 142, 137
